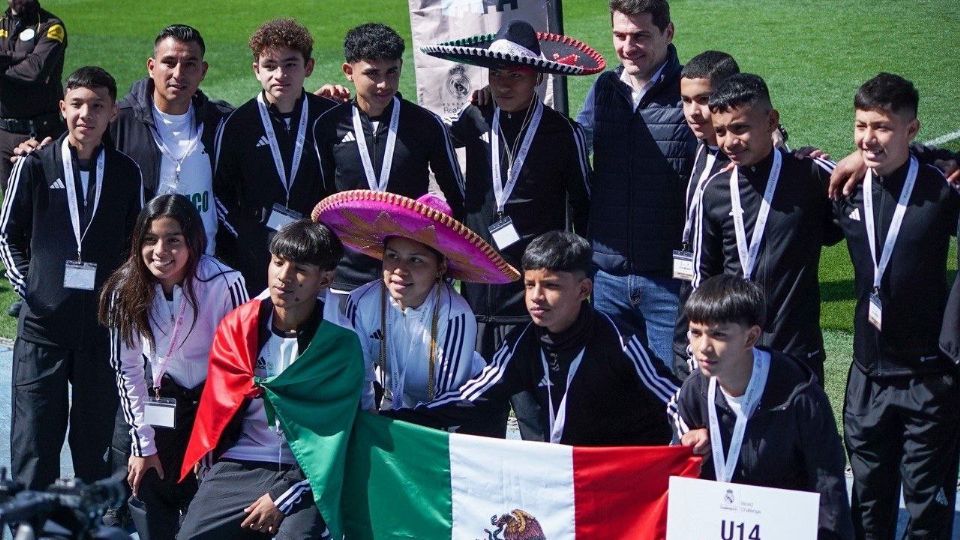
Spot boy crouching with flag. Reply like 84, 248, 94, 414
178, 219, 363, 539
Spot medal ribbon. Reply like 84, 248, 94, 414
863, 157, 918, 292
730, 149, 782, 280
61, 138, 104, 261
707, 348, 770, 483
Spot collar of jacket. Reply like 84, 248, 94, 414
126, 77, 212, 129
610, 43, 681, 106
256, 297, 324, 355
698, 347, 819, 414
535, 301, 595, 357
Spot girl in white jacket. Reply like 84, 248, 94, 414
99, 194, 246, 540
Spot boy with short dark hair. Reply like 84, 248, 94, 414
393, 231, 679, 447
178, 219, 363, 539
0, 65, 144, 489
313, 22, 464, 319
693, 73, 842, 384
671, 275, 852, 540
834, 73, 960, 539
671, 50, 740, 376
215, 18, 338, 296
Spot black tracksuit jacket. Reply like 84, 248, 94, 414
670, 348, 853, 540
404, 303, 679, 446
214, 91, 336, 295
451, 101, 591, 323
0, 133, 142, 348
693, 148, 842, 374
834, 156, 959, 377
313, 96, 465, 291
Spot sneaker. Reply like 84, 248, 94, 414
101, 504, 131, 529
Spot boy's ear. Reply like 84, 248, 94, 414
109, 101, 119, 123
768, 108, 780, 133
907, 117, 920, 142
578, 276, 593, 301
342, 62, 354, 81
744, 324, 762, 349
304, 58, 315, 78
318, 269, 336, 289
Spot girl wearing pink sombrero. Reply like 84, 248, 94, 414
313, 190, 518, 411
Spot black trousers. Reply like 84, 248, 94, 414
177, 460, 327, 540
128, 379, 202, 540
10, 336, 117, 490
844, 364, 960, 539
474, 320, 544, 441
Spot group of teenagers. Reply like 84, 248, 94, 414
0, 0, 959, 539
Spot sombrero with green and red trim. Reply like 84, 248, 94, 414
421, 19, 605, 76
312, 190, 519, 284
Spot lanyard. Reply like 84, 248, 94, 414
491, 102, 543, 214
353, 97, 401, 192
150, 107, 203, 186
61, 139, 104, 261
707, 348, 770, 483
540, 347, 585, 444
863, 157, 918, 292
682, 144, 719, 246
151, 294, 190, 391
730, 149, 782, 281
256, 92, 309, 207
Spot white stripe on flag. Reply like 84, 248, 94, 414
449, 433, 575, 538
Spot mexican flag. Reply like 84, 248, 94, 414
342, 413, 702, 539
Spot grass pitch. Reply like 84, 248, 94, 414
1, 0, 959, 425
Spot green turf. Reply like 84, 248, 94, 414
2, 2, 959, 428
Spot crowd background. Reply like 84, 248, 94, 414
0, 0, 958, 434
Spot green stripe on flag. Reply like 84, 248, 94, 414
343, 413, 453, 539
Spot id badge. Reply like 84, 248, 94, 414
868, 293, 882, 331
672, 250, 695, 281
489, 216, 520, 250
266, 204, 302, 231
63, 261, 97, 291
143, 397, 177, 428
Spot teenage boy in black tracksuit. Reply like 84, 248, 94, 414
214, 19, 336, 296
0, 67, 142, 490
671, 275, 852, 540
671, 51, 739, 377
693, 74, 841, 384
835, 73, 960, 540
390, 232, 678, 446
313, 23, 464, 307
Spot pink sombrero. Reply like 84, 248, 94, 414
312, 190, 519, 284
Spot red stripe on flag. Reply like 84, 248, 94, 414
573, 446, 701, 539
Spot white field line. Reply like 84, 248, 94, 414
924, 129, 960, 147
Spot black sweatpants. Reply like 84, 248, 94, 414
10, 335, 117, 489
177, 460, 327, 540
128, 379, 202, 540
844, 364, 960, 539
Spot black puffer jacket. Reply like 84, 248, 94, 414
580, 45, 696, 277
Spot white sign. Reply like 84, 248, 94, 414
666, 476, 820, 540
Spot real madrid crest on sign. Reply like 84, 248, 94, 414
19, 28, 35, 41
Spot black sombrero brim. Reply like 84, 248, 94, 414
421, 31, 605, 76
